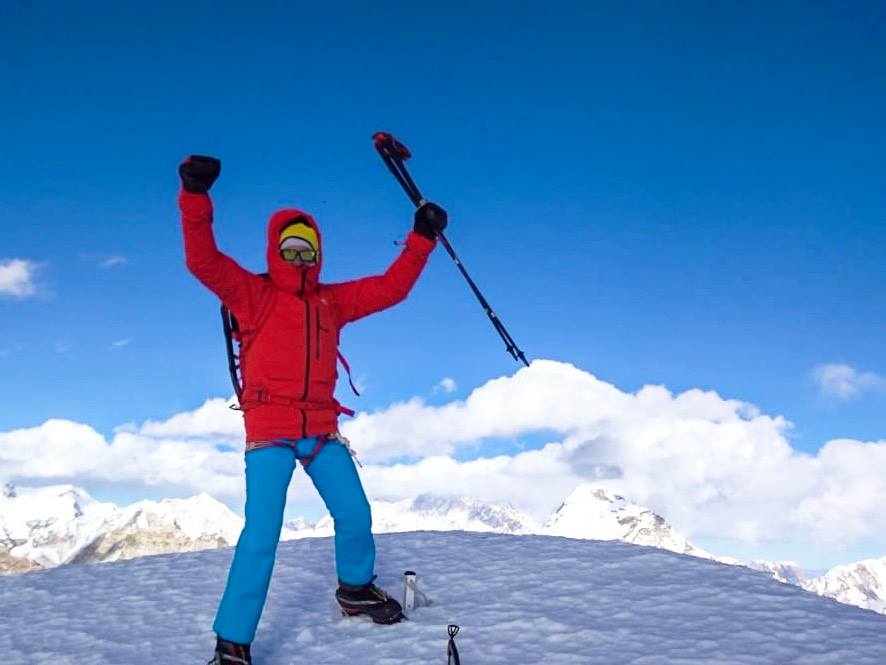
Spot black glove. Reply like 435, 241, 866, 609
414, 201, 448, 239
179, 155, 221, 194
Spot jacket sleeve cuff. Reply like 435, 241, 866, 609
178, 190, 213, 220
405, 230, 437, 255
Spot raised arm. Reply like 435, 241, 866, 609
178, 156, 261, 320
328, 202, 447, 325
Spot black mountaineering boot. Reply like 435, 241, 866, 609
207, 636, 252, 664
336, 580, 405, 624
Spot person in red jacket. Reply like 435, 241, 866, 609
178, 156, 447, 665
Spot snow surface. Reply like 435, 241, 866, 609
2, 532, 885, 664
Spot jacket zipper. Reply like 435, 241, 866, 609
302, 300, 312, 400
315, 305, 321, 360
300, 272, 310, 438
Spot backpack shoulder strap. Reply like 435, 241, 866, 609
221, 274, 276, 400
221, 304, 242, 399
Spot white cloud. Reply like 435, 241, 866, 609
2, 360, 885, 561
0, 418, 244, 500
812, 363, 885, 400
134, 396, 244, 442
100, 256, 127, 268
110, 339, 130, 350
340, 361, 886, 551
435, 377, 457, 393
0, 259, 39, 298
792, 438, 886, 543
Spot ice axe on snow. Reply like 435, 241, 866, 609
373, 131, 529, 367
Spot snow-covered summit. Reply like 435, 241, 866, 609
301, 493, 537, 538
0, 485, 246, 572
70, 492, 246, 565
392, 493, 535, 533
2, 531, 885, 664
281, 516, 315, 534
540, 484, 711, 558
121, 492, 243, 543
746, 559, 806, 586
803, 556, 886, 615
0, 483, 118, 570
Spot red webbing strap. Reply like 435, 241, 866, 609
299, 434, 329, 468
239, 387, 355, 417
337, 350, 361, 396
334, 400, 355, 417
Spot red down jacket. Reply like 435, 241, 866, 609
179, 190, 435, 443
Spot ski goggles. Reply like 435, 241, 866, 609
280, 247, 318, 264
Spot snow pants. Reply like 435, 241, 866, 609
213, 437, 375, 645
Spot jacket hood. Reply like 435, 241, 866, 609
266, 209, 323, 294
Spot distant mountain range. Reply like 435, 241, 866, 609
284, 485, 714, 560
2, 480, 883, 615
0, 482, 299, 573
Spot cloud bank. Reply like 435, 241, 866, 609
1, 361, 884, 562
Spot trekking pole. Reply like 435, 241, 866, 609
447, 624, 461, 665
372, 131, 529, 367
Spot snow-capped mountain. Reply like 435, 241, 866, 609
282, 516, 315, 533
67, 493, 245, 565
0, 483, 249, 573
540, 485, 713, 558
287, 485, 701, 559
802, 556, 886, 614
292, 494, 538, 539
746, 560, 806, 586
4, 481, 886, 618
1, 483, 117, 572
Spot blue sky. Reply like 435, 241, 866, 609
1, 2, 884, 565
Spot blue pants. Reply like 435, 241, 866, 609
213, 438, 375, 644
